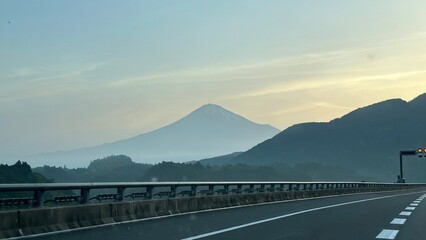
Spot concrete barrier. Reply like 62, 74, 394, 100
0, 211, 19, 239
18, 204, 114, 236
0, 186, 419, 238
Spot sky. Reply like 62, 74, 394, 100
1, 0, 426, 156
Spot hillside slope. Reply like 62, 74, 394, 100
230, 93, 426, 181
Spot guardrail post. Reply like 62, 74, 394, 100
33, 190, 44, 207
237, 184, 242, 193
117, 187, 125, 201
146, 186, 153, 199
303, 184, 307, 191
288, 184, 293, 191
208, 185, 214, 195
249, 184, 254, 193
80, 188, 90, 204
191, 185, 197, 196
224, 185, 229, 194
171, 185, 177, 198
270, 184, 275, 192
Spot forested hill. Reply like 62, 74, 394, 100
0, 161, 50, 183
33, 155, 366, 182
229, 93, 426, 181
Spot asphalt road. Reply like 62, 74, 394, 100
30, 188, 426, 240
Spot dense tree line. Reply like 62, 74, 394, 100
34, 155, 151, 183
0, 156, 365, 200
0, 161, 51, 198
141, 162, 287, 181
33, 155, 366, 183
0, 161, 49, 184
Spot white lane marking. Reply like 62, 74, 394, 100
413, 200, 421, 203
399, 211, 412, 216
410, 203, 419, 206
181, 192, 422, 240
390, 218, 406, 225
405, 207, 416, 210
376, 229, 399, 239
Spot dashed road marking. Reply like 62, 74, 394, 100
376, 229, 399, 239
377, 194, 425, 239
399, 211, 412, 216
181, 192, 424, 240
390, 218, 406, 225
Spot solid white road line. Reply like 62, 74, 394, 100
181, 192, 422, 240
376, 229, 399, 239
390, 218, 406, 225
399, 211, 412, 216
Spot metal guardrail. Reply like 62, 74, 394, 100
0, 181, 424, 208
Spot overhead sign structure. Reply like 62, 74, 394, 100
398, 147, 426, 183
418, 148, 426, 158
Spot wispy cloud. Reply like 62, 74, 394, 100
107, 48, 373, 87
0, 90, 61, 102
6, 62, 104, 82
108, 31, 426, 89
349, 70, 426, 82
0, 62, 105, 102
232, 70, 426, 99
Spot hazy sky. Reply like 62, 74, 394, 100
1, 1, 426, 155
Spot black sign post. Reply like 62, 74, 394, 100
398, 150, 417, 183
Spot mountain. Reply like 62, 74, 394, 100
227, 93, 426, 182
198, 152, 243, 165
23, 104, 280, 168
0, 161, 52, 198
34, 155, 151, 182
0, 161, 50, 184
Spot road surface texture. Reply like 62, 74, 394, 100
25, 188, 426, 240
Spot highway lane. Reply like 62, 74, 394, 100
30, 188, 426, 240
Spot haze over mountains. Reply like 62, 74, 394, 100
21, 104, 279, 168
6, 93, 426, 182
216, 93, 426, 182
